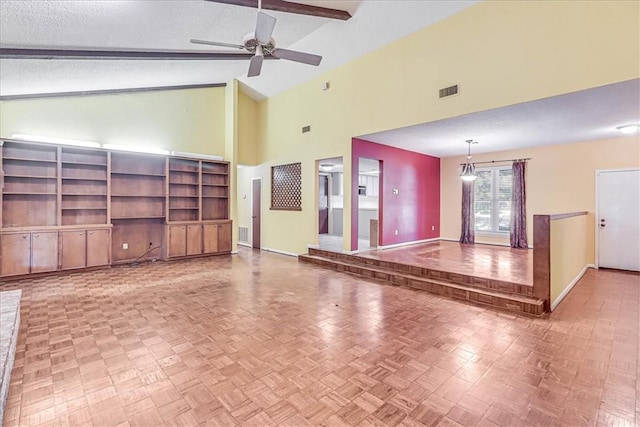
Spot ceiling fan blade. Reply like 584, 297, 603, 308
271, 48, 322, 66
247, 52, 264, 77
255, 11, 276, 45
190, 39, 245, 49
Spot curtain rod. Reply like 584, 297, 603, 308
459, 157, 531, 166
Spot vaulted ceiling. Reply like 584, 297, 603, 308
0, 0, 477, 100
1, 1, 637, 157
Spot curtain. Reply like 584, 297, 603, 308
510, 161, 528, 248
459, 180, 475, 244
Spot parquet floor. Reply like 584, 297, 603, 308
359, 241, 533, 286
1, 248, 638, 426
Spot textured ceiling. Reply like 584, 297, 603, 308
0, 0, 478, 99
359, 79, 640, 158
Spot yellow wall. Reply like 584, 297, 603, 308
550, 215, 591, 306
237, 0, 639, 255
440, 135, 640, 255
0, 87, 227, 156
237, 91, 259, 165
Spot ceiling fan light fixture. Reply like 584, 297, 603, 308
617, 124, 640, 134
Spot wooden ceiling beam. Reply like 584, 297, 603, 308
0, 48, 278, 60
206, 0, 352, 20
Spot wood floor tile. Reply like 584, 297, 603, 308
1, 249, 638, 426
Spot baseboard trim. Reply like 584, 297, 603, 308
377, 237, 440, 250
551, 264, 595, 311
262, 247, 299, 258
237, 242, 252, 248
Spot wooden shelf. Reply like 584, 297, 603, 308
112, 194, 165, 198
62, 207, 107, 211
111, 171, 165, 177
62, 177, 107, 182
3, 192, 57, 195
202, 184, 227, 187
203, 196, 228, 199
61, 161, 107, 167
2, 157, 58, 164
169, 207, 199, 211
4, 174, 57, 179
111, 216, 165, 220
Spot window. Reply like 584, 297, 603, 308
474, 167, 512, 233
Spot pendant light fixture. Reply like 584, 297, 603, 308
460, 139, 478, 182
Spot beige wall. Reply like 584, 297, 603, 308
440, 135, 640, 257
0, 87, 227, 156
550, 215, 591, 307
238, 0, 639, 255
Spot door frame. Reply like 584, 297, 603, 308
251, 177, 262, 249
594, 167, 640, 268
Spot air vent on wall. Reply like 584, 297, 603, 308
439, 84, 459, 98
302, 125, 311, 133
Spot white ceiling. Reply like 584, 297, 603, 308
0, 0, 477, 99
359, 78, 640, 158
1, 1, 637, 158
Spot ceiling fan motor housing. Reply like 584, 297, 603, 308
242, 33, 275, 55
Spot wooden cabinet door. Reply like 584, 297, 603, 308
1, 233, 31, 276
203, 224, 219, 254
61, 230, 86, 270
31, 231, 59, 273
168, 225, 187, 257
186, 225, 202, 256
218, 222, 232, 252
87, 229, 111, 267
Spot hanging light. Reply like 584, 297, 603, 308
460, 139, 478, 182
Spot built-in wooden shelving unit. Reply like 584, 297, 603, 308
0, 139, 232, 278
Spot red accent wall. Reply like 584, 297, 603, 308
352, 138, 440, 250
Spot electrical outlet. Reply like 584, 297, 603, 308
394, 229, 398, 236
122, 243, 128, 250
431, 225, 435, 231
149, 242, 153, 248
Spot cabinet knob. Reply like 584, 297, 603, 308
22, 235, 27, 239
89, 231, 93, 235
34, 234, 39, 238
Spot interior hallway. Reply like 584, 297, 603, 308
1, 248, 638, 426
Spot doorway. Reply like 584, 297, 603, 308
317, 157, 343, 251
251, 178, 261, 249
596, 168, 640, 271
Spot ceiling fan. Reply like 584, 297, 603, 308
190, 10, 322, 77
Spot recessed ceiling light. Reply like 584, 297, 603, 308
319, 163, 334, 171
616, 124, 640, 134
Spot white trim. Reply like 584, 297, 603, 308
307, 243, 320, 249
262, 247, 299, 257
594, 167, 640, 269
250, 177, 263, 250
377, 237, 440, 250
237, 242, 252, 248
551, 264, 595, 311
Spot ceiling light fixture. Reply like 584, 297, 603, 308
460, 139, 478, 182
616, 124, 640, 134
319, 163, 334, 172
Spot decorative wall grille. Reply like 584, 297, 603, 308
271, 162, 302, 211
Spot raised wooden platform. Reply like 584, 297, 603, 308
299, 243, 543, 316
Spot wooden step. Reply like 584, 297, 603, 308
299, 254, 544, 317
308, 247, 532, 296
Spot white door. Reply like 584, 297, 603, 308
597, 169, 640, 271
